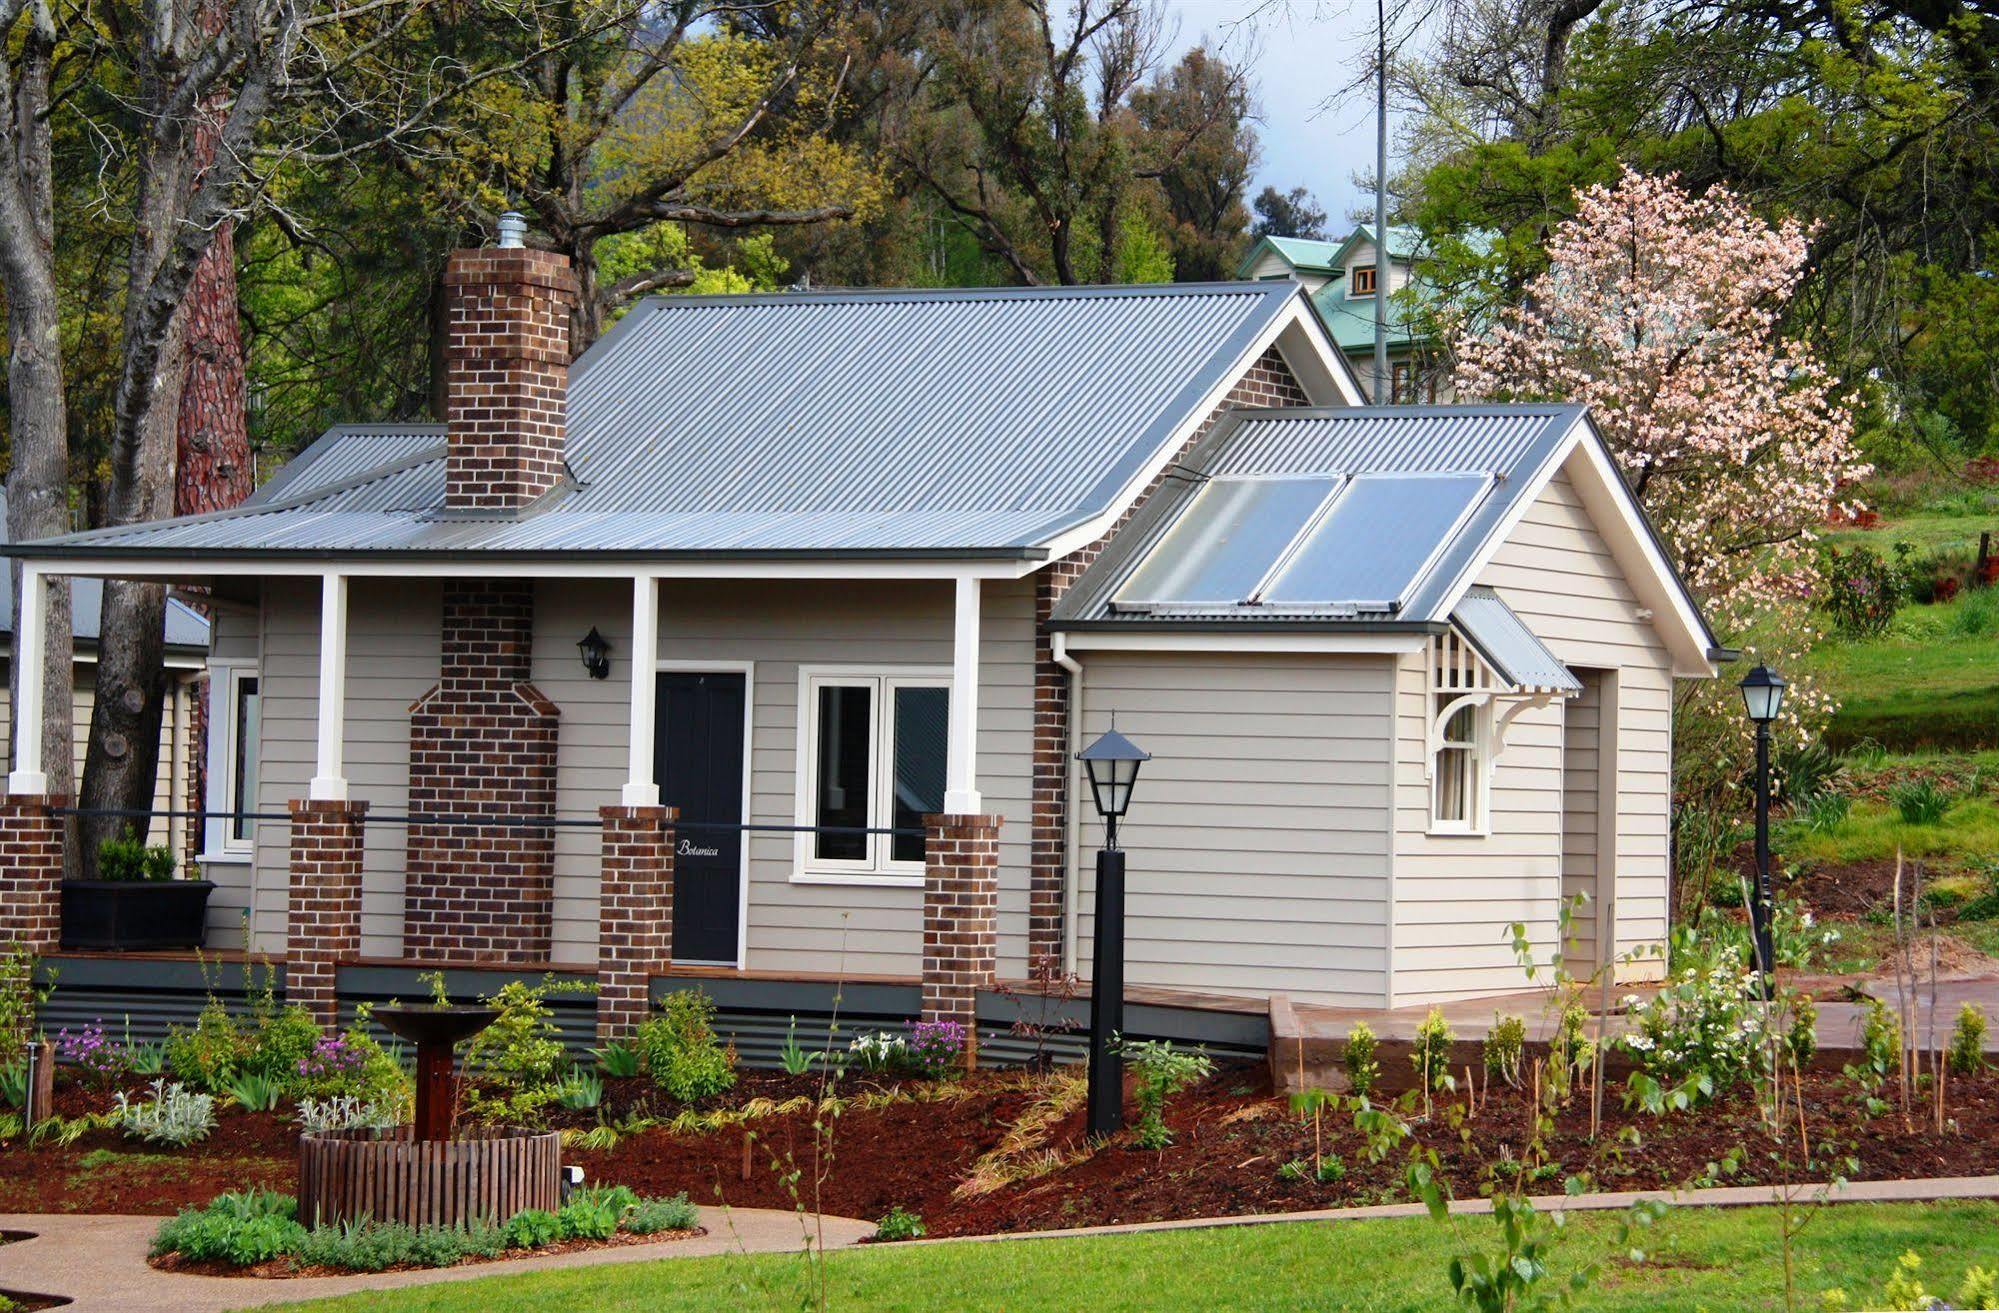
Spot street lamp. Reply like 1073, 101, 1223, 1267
1077, 724, 1150, 1137
1739, 664, 1787, 997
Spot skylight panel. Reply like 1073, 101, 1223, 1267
1114, 476, 1341, 607
1260, 473, 1491, 611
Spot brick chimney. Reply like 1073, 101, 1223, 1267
441, 219, 577, 511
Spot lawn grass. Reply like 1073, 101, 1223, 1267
1806, 592, 1999, 752
257, 1201, 1999, 1313
1779, 796, 1999, 868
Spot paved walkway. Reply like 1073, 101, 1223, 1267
0, 1206, 873, 1313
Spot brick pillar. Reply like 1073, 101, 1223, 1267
287, 799, 368, 1026
922, 813, 1001, 1069
597, 804, 676, 1041
0, 794, 67, 951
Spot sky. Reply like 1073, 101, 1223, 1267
1161, 0, 1389, 229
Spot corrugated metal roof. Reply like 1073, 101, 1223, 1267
0, 491, 208, 648
36, 281, 1309, 559
1453, 587, 1582, 693
1053, 404, 1586, 627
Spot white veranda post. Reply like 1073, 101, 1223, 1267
944, 575, 982, 814
309, 573, 350, 801
7, 565, 47, 794
624, 574, 661, 806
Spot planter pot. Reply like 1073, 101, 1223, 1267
59, 879, 214, 950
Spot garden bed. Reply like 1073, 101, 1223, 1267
148, 1222, 704, 1279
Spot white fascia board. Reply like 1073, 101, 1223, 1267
1058, 631, 1425, 654
1426, 413, 1717, 680
24, 557, 1030, 582
1035, 298, 1357, 566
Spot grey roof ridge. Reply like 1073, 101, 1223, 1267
616, 279, 1294, 309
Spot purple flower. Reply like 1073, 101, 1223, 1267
297, 1035, 366, 1079
906, 1019, 967, 1076
57, 1022, 126, 1084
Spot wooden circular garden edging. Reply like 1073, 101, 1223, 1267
298, 1127, 561, 1228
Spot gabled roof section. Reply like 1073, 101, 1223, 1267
1051, 403, 1722, 676
1234, 235, 1346, 278
1326, 224, 1424, 268
28, 281, 1340, 561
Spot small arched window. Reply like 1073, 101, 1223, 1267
1430, 694, 1488, 834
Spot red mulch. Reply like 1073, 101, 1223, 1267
10, 1064, 1999, 1238
148, 1226, 705, 1280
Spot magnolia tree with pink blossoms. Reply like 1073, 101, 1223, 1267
1453, 167, 1869, 804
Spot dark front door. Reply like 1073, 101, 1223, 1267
656, 671, 746, 965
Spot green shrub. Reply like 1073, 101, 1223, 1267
1786, 995, 1819, 1070
633, 990, 738, 1104
1617, 945, 1768, 1107
1890, 778, 1953, 825
1817, 542, 1907, 636
503, 1208, 562, 1249
96, 827, 176, 882
1342, 1021, 1380, 1097
1482, 1015, 1524, 1087
874, 1205, 925, 1241
1673, 804, 1742, 892
1412, 1007, 1454, 1094
113, 1079, 217, 1146
150, 1192, 305, 1266
462, 976, 584, 1126
555, 1071, 603, 1111
556, 1197, 623, 1241
1858, 996, 1901, 1086
1776, 740, 1843, 805
625, 1193, 699, 1234
1119, 1039, 1213, 1149
1314, 1152, 1347, 1184
165, 1001, 249, 1092
1949, 1004, 1987, 1076
247, 1005, 323, 1087
590, 1042, 640, 1079
225, 1071, 282, 1113
462, 1219, 507, 1258
408, 1225, 469, 1268
1800, 790, 1852, 835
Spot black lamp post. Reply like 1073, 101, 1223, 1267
1077, 724, 1149, 1137
1739, 664, 1787, 998
577, 627, 612, 680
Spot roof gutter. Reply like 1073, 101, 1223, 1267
9, 543, 1051, 565
1047, 617, 1447, 635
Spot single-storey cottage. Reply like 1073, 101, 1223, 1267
1, 230, 1723, 1047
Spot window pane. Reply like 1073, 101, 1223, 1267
1444, 703, 1477, 746
1435, 746, 1470, 824
231, 677, 261, 842
1263, 474, 1490, 609
1115, 477, 1339, 606
814, 684, 872, 861
890, 686, 948, 863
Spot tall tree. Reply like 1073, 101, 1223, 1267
1131, 46, 1256, 281
441, 0, 884, 346
1251, 183, 1327, 239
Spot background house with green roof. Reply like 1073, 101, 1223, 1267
1237, 224, 1451, 405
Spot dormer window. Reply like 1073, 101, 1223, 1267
1350, 266, 1378, 296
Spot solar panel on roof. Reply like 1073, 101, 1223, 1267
1113, 476, 1340, 607
1260, 472, 1491, 610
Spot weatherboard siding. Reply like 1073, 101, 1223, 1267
1389, 467, 1674, 1002
1074, 652, 1395, 1005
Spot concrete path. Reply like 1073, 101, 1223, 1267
909, 1173, 1999, 1246
0, 1206, 873, 1313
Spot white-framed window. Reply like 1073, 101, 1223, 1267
201, 662, 261, 861
793, 668, 950, 884
1429, 693, 1489, 835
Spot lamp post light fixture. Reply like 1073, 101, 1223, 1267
577, 627, 612, 680
1077, 723, 1150, 1137
1739, 664, 1787, 998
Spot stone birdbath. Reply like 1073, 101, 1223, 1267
372, 1003, 499, 1141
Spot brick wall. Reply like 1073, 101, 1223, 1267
404, 580, 561, 963
1027, 345, 1310, 964
441, 248, 576, 511
288, 799, 367, 1025
597, 804, 676, 1040
0, 794, 67, 951
922, 812, 1001, 1068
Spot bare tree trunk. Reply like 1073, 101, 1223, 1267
0, 0, 77, 839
